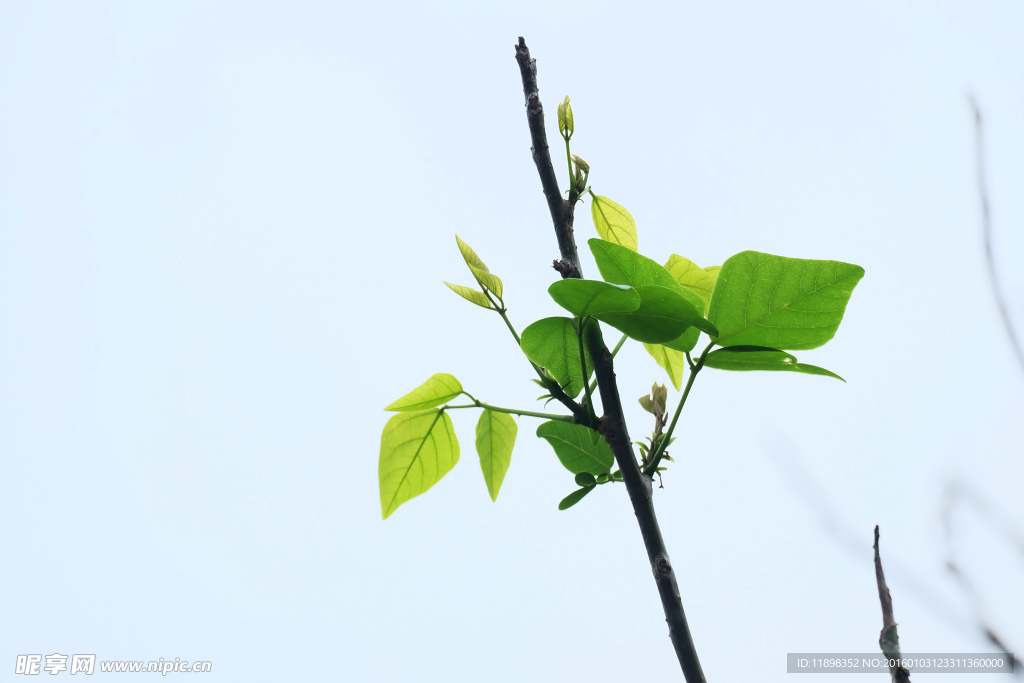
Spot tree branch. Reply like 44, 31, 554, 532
970, 96, 1024, 377
874, 526, 911, 683
515, 36, 705, 682
514, 37, 582, 280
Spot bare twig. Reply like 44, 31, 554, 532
941, 479, 1023, 676
514, 37, 706, 682
970, 96, 1024, 377
874, 526, 911, 683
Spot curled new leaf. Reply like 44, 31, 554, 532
476, 410, 517, 502
557, 95, 574, 139
385, 373, 464, 412
590, 195, 638, 252
379, 410, 459, 519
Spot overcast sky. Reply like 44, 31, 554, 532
2, 2, 1022, 680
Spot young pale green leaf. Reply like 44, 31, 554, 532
476, 410, 517, 502
665, 255, 717, 312
548, 279, 640, 317
643, 343, 685, 390
590, 196, 638, 252
444, 282, 492, 309
455, 234, 503, 298
379, 410, 459, 519
557, 95, 574, 138
708, 251, 864, 350
703, 346, 846, 381
536, 420, 614, 475
520, 317, 594, 399
558, 486, 594, 510
385, 373, 464, 412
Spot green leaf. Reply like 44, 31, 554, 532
444, 281, 492, 309
593, 285, 716, 342
455, 234, 503, 298
557, 95, 574, 138
665, 255, 717, 312
476, 410, 517, 502
558, 486, 594, 510
574, 472, 597, 487
661, 326, 701, 354
536, 420, 614, 475
379, 410, 459, 519
589, 239, 718, 337
548, 279, 640, 317
590, 196, 638, 252
643, 343, 685, 390
704, 346, 846, 381
520, 317, 594, 399
385, 373, 464, 412
708, 251, 864, 350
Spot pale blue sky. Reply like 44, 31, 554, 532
2, 2, 1022, 680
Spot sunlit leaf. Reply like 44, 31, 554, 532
476, 410, 517, 502
643, 343, 685, 390
536, 420, 614, 475
593, 285, 716, 342
455, 234, 503, 298
520, 317, 594, 399
708, 251, 864, 350
558, 486, 594, 510
379, 410, 459, 519
548, 279, 640, 317
665, 255, 717, 312
385, 373, 464, 412
703, 346, 845, 381
444, 282, 492, 309
590, 196, 638, 252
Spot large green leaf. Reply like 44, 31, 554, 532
455, 234, 503, 298
704, 346, 845, 381
385, 373, 463, 412
536, 421, 614, 475
589, 240, 717, 338
443, 281, 491, 309
643, 343, 686, 390
590, 196, 638, 252
708, 251, 864, 350
476, 410, 517, 502
548, 279, 640, 317
520, 317, 594, 398
665, 255, 717, 312
594, 285, 716, 342
379, 410, 459, 519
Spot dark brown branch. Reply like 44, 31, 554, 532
874, 526, 911, 683
970, 96, 1024, 376
515, 37, 705, 682
514, 37, 582, 280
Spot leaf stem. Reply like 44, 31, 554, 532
452, 394, 574, 422
577, 317, 598, 422
644, 341, 714, 475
